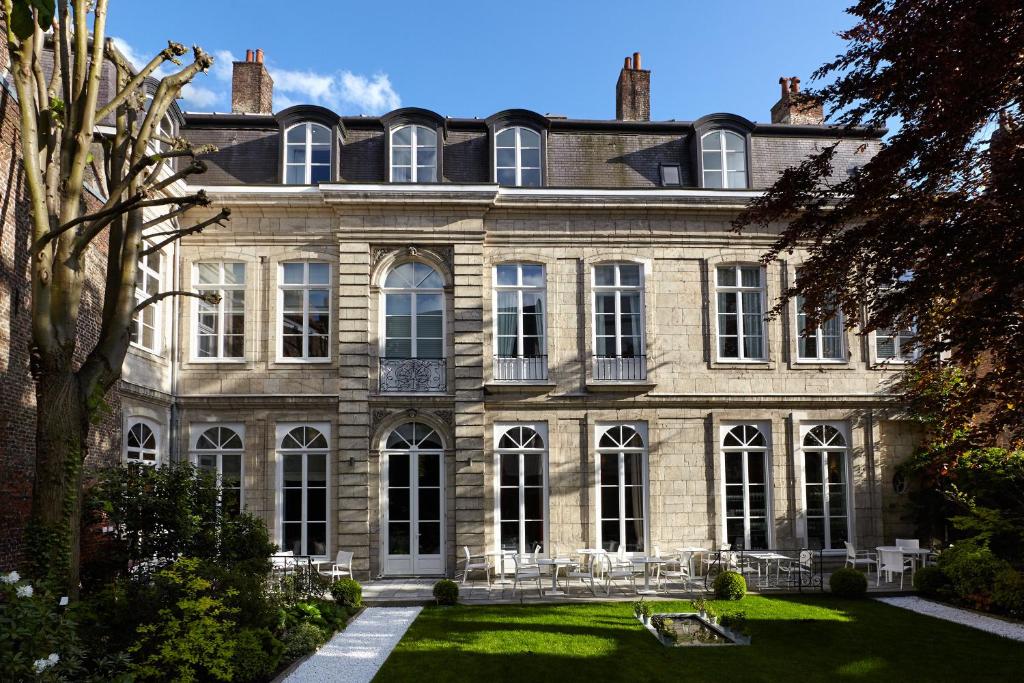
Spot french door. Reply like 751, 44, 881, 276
383, 423, 445, 575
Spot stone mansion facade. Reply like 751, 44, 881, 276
107, 52, 918, 578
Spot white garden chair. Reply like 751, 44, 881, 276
459, 546, 492, 587
597, 552, 637, 595
655, 552, 692, 593
844, 541, 877, 576
317, 550, 354, 581
566, 551, 598, 596
877, 549, 914, 589
511, 552, 543, 598
895, 538, 920, 549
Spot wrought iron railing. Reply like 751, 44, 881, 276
379, 357, 447, 393
592, 354, 647, 381
493, 355, 548, 382
701, 547, 824, 593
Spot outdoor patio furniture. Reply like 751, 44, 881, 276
655, 553, 693, 593
844, 541, 877, 576
877, 548, 914, 588
877, 545, 931, 578
317, 550, 354, 581
895, 538, 920, 549
536, 556, 572, 596
459, 546, 492, 587
511, 552, 543, 598
778, 550, 817, 587
630, 554, 667, 595
703, 544, 731, 574
271, 551, 296, 574
676, 546, 707, 578
567, 551, 600, 596
596, 552, 637, 595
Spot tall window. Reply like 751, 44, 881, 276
722, 424, 769, 549
382, 262, 444, 359
194, 262, 245, 360
131, 246, 161, 353
701, 130, 747, 189
278, 425, 329, 557
284, 122, 332, 184
279, 262, 330, 360
803, 425, 849, 551
597, 424, 646, 553
494, 264, 546, 381
495, 127, 541, 187
391, 125, 437, 182
496, 425, 547, 553
593, 263, 645, 380
797, 293, 844, 361
876, 325, 918, 361
716, 265, 766, 361
125, 418, 159, 465
193, 425, 244, 514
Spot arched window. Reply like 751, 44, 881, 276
278, 424, 330, 557
701, 130, 747, 189
596, 424, 647, 553
284, 122, 332, 184
125, 418, 159, 465
383, 422, 444, 574
802, 424, 850, 551
390, 125, 437, 182
193, 425, 244, 514
380, 261, 446, 393
495, 127, 541, 187
721, 424, 769, 549
496, 425, 547, 553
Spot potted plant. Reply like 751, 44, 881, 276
705, 604, 719, 624
632, 598, 651, 624
691, 596, 709, 620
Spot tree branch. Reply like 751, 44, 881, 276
140, 208, 231, 256
133, 290, 220, 315
96, 39, 188, 122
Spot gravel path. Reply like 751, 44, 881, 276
284, 606, 421, 682
876, 596, 1024, 642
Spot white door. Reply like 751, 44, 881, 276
383, 423, 445, 575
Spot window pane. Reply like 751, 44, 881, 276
310, 165, 330, 183
701, 131, 721, 151
496, 148, 516, 167
619, 265, 640, 287
418, 522, 440, 555
496, 128, 515, 146
521, 265, 544, 287
310, 125, 330, 144
520, 128, 540, 147
392, 126, 412, 145
283, 263, 304, 284
497, 168, 516, 186
520, 169, 541, 187
285, 166, 305, 184
520, 148, 540, 168
594, 266, 615, 286
716, 267, 736, 287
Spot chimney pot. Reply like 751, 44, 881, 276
616, 53, 650, 121
791, 76, 801, 93
624, 56, 632, 70
633, 51, 641, 70
771, 74, 822, 125
245, 49, 254, 63
779, 77, 790, 98
255, 48, 264, 64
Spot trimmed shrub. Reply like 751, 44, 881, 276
993, 568, 1024, 617
937, 542, 1010, 607
830, 567, 868, 598
282, 621, 327, 659
713, 571, 746, 600
433, 579, 459, 605
330, 578, 362, 609
231, 628, 284, 683
912, 565, 950, 597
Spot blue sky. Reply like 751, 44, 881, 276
107, 0, 854, 121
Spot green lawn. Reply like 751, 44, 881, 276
373, 596, 1024, 682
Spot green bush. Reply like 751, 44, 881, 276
830, 567, 868, 598
937, 542, 1010, 607
433, 579, 459, 605
282, 621, 327, 659
992, 568, 1024, 617
231, 628, 284, 683
912, 565, 950, 597
713, 571, 746, 600
0, 571, 81, 682
314, 599, 348, 631
330, 578, 362, 608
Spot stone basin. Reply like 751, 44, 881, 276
640, 612, 751, 647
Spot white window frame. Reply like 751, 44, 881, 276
795, 293, 845, 362
701, 129, 747, 189
379, 261, 446, 360
720, 423, 772, 550
875, 325, 919, 363
799, 422, 852, 553
190, 423, 245, 513
275, 423, 331, 559
131, 244, 162, 354
493, 423, 549, 555
594, 423, 648, 554
493, 263, 547, 381
283, 122, 332, 184
390, 125, 438, 183
494, 126, 542, 187
192, 262, 246, 362
277, 261, 331, 363
715, 264, 768, 362
124, 417, 161, 466
591, 262, 646, 380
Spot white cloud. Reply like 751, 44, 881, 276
212, 50, 238, 82
179, 83, 220, 110
110, 37, 169, 78
268, 67, 400, 115
269, 68, 336, 101
339, 71, 401, 114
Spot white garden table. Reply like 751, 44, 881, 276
630, 556, 668, 595
486, 549, 517, 585
876, 546, 932, 576
675, 546, 708, 578
536, 557, 572, 596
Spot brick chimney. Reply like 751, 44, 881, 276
616, 52, 650, 121
232, 48, 273, 114
770, 76, 824, 125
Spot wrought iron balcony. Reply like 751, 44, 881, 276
592, 354, 647, 381
379, 357, 447, 393
493, 355, 548, 382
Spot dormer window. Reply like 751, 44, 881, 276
284, 122, 332, 184
701, 130, 747, 189
495, 127, 541, 187
391, 125, 437, 182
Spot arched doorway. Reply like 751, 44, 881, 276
382, 422, 445, 575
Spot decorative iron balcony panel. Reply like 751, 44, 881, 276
493, 355, 548, 382
379, 357, 447, 393
593, 354, 647, 381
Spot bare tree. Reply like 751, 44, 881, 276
3, 0, 229, 595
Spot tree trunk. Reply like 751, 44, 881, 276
25, 366, 88, 597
